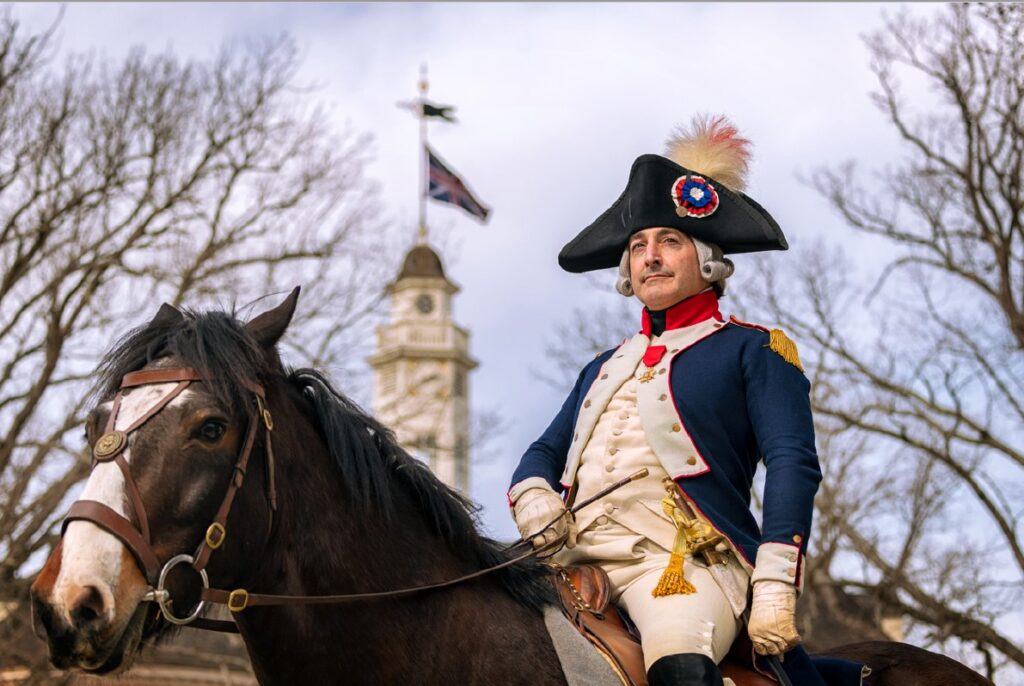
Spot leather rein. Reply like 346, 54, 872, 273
63, 367, 575, 634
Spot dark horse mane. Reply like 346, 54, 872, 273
96, 307, 553, 611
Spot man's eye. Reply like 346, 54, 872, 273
197, 420, 226, 442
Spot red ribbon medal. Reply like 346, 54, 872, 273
643, 345, 668, 367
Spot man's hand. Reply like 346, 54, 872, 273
512, 487, 577, 550
747, 580, 801, 657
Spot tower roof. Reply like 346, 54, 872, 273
397, 244, 447, 280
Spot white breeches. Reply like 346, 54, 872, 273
557, 522, 742, 672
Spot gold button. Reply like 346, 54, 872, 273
597, 515, 609, 525
603, 503, 614, 514
583, 400, 591, 408
601, 373, 608, 380
787, 569, 797, 577
609, 447, 618, 455
671, 423, 681, 433
605, 464, 614, 473
671, 348, 679, 353
613, 430, 622, 436
658, 368, 667, 375
620, 412, 628, 420
573, 433, 578, 441
788, 554, 797, 562
687, 456, 697, 465
792, 534, 803, 544
659, 394, 667, 401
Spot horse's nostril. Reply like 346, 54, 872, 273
66, 584, 109, 630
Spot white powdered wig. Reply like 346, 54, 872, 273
664, 114, 752, 192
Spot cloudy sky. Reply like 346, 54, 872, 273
19, 2, 940, 539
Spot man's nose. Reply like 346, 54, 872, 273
644, 242, 662, 265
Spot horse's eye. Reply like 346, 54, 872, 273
197, 420, 226, 442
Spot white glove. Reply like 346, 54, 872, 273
747, 580, 801, 657
512, 487, 577, 550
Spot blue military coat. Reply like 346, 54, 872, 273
511, 291, 821, 579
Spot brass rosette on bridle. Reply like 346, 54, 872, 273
93, 430, 128, 461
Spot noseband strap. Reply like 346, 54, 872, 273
62, 500, 163, 584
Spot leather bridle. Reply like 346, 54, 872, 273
63, 367, 276, 629
64, 366, 641, 634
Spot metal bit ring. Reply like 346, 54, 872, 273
153, 554, 209, 625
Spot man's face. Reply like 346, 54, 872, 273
628, 227, 704, 311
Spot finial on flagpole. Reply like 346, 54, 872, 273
419, 63, 429, 96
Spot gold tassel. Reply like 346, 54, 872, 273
768, 328, 804, 372
652, 497, 697, 597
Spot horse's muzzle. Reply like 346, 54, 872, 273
30, 580, 148, 674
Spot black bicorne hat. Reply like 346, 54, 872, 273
558, 154, 788, 273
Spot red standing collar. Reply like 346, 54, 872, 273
640, 290, 722, 336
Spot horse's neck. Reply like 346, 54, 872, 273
258, 419, 451, 593
237, 412, 563, 684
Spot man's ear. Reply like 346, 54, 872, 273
245, 287, 300, 348
149, 303, 184, 328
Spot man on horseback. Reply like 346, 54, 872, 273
509, 116, 825, 686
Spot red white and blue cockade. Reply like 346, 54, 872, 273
671, 174, 719, 218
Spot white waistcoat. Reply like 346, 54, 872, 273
573, 374, 678, 549
561, 318, 726, 489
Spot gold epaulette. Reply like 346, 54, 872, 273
768, 328, 804, 372
729, 315, 804, 372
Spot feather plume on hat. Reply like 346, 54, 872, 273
664, 115, 751, 192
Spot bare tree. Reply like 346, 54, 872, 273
744, 3, 1024, 680
540, 4, 1023, 681
0, 7, 394, 643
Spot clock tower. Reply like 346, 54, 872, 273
368, 243, 478, 493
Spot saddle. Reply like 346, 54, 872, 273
550, 564, 776, 686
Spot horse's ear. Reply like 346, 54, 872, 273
149, 303, 183, 328
246, 287, 300, 348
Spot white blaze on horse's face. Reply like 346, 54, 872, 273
53, 383, 193, 625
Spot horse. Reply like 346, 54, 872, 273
30, 289, 991, 685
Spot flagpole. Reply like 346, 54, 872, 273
418, 64, 428, 245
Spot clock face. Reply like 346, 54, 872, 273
415, 293, 435, 315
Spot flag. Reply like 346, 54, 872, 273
396, 99, 457, 123
426, 145, 490, 222
422, 101, 457, 123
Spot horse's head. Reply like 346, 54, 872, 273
30, 288, 299, 674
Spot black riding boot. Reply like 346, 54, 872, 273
646, 653, 724, 686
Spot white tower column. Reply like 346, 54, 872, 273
368, 244, 477, 494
